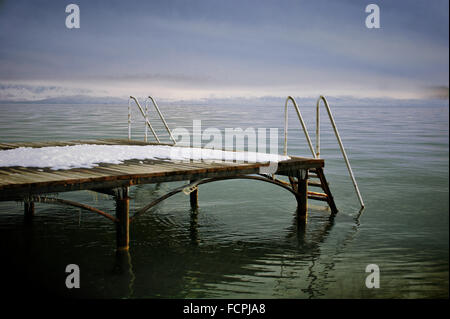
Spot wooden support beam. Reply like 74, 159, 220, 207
115, 187, 130, 251
24, 201, 34, 223
296, 169, 308, 221
316, 167, 338, 214
189, 180, 199, 211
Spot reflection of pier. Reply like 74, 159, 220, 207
0, 139, 337, 251
110, 188, 355, 298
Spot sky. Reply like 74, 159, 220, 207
0, 0, 448, 102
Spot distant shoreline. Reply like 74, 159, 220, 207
0, 95, 448, 108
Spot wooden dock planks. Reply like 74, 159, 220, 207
0, 139, 331, 250
0, 139, 324, 201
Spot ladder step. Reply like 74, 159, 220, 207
307, 191, 327, 197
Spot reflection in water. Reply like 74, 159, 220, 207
113, 250, 135, 298
292, 211, 337, 299
189, 209, 200, 245
119, 186, 360, 299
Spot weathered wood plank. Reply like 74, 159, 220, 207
0, 139, 324, 201
0, 163, 263, 200
307, 191, 328, 197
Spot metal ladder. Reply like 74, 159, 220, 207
128, 96, 176, 144
284, 95, 364, 211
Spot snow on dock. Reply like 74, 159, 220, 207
0, 143, 290, 170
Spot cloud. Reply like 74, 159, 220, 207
0, 0, 447, 101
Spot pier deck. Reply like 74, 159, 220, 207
0, 139, 333, 251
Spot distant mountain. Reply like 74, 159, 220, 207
0, 94, 128, 105
0, 94, 447, 107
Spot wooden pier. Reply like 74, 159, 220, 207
0, 139, 336, 251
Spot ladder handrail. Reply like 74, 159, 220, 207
284, 96, 316, 157
146, 96, 177, 144
129, 96, 160, 143
316, 95, 364, 208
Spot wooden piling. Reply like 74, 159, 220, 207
115, 187, 130, 251
296, 169, 308, 221
24, 201, 34, 223
190, 181, 199, 210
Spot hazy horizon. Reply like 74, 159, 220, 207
0, 0, 448, 103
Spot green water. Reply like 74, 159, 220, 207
0, 103, 448, 298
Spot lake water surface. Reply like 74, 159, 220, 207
0, 102, 448, 298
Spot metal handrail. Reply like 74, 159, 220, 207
128, 96, 176, 144
284, 96, 316, 157
283, 95, 364, 209
316, 95, 364, 208
129, 96, 159, 142
146, 96, 177, 144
